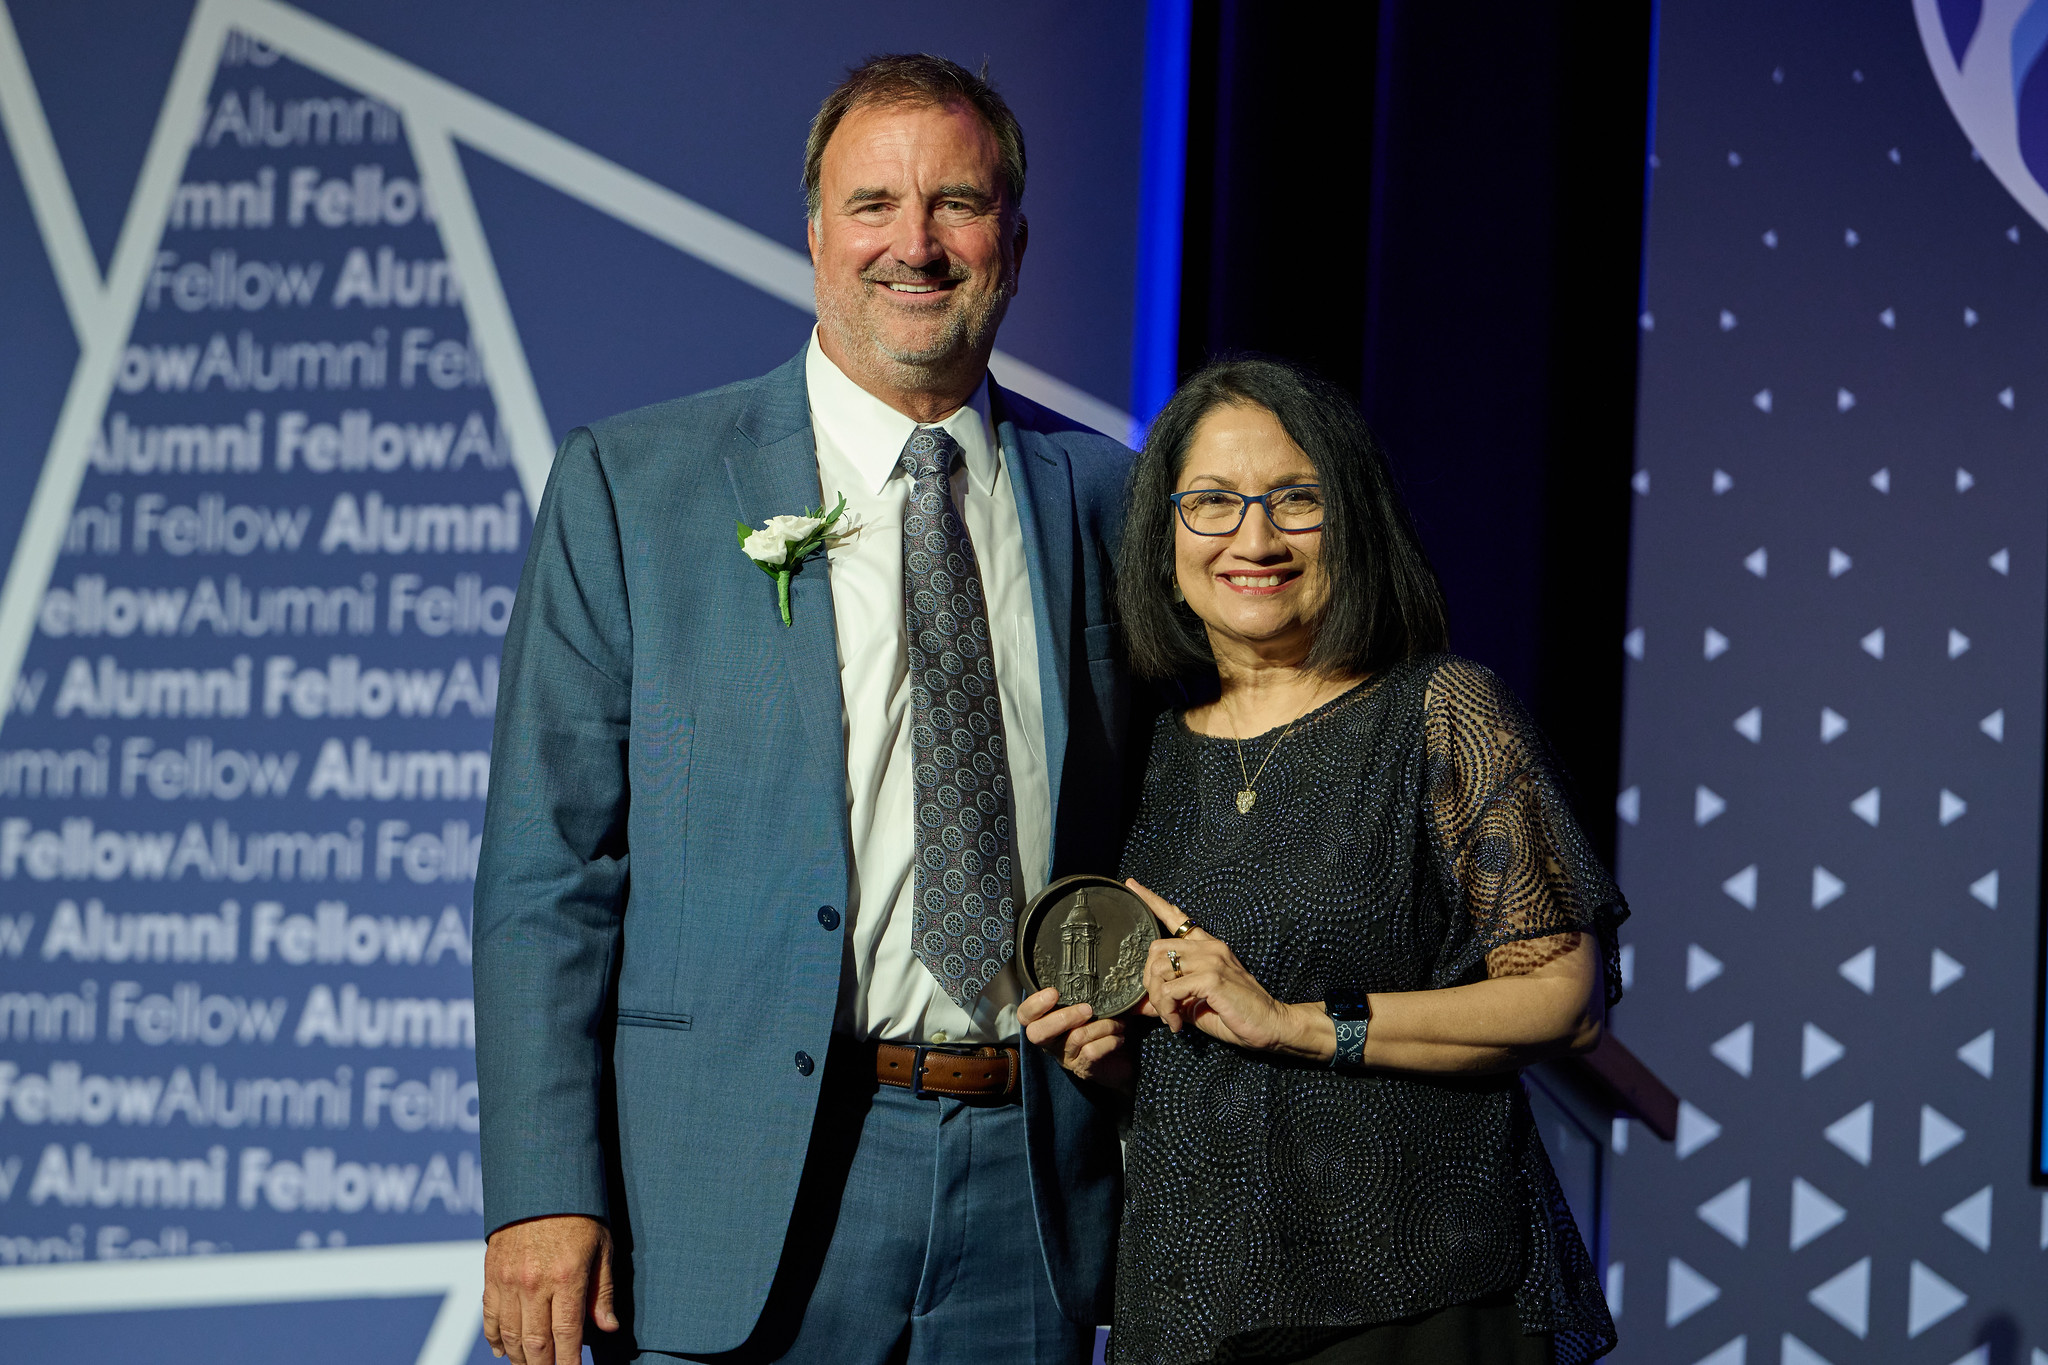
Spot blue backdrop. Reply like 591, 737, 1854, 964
0, 4, 1157, 1360
1606, 1, 2048, 1361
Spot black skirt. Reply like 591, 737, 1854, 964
1223, 1293, 1552, 1365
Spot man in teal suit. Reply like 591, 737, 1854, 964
474, 55, 1139, 1365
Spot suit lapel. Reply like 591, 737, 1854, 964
992, 382, 1075, 864
724, 353, 845, 763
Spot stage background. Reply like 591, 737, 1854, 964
1604, 0, 2048, 1361
0, 3, 1154, 1360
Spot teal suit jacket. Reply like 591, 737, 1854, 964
473, 350, 1139, 1354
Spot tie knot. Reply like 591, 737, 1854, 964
900, 426, 964, 484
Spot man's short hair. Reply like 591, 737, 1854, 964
803, 53, 1027, 221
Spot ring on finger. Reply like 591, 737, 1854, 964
1167, 948, 1184, 977
1171, 918, 1195, 939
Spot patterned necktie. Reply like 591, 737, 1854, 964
900, 425, 1016, 1010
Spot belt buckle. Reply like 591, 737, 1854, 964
908, 1042, 979, 1100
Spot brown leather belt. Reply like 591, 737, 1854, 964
872, 1042, 1020, 1101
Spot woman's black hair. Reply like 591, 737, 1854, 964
1117, 356, 1450, 682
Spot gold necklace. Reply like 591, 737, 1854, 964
1226, 682, 1328, 815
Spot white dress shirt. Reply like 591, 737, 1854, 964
805, 332, 1049, 1043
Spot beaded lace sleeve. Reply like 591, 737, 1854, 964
1421, 657, 1628, 1004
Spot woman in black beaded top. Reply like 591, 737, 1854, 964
1017, 358, 1626, 1365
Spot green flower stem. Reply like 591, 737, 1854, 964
777, 570, 792, 626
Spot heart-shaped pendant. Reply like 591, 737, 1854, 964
1236, 789, 1256, 815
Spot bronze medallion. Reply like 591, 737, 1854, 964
1016, 874, 1159, 1017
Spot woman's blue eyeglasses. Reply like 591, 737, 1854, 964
1169, 485, 1325, 536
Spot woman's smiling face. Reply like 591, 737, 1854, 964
1172, 402, 1330, 661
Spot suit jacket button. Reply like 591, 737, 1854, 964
794, 1051, 815, 1076
817, 905, 841, 930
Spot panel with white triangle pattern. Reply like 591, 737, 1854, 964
1602, 3, 2048, 1361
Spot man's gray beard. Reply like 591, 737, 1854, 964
820, 279, 1010, 380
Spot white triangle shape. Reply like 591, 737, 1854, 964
1734, 707, 1762, 741
1871, 467, 1890, 493
1687, 943, 1725, 991
1837, 947, 1875, 994
1745, 547, 1769, 576
1969, 869, 1997, 907
1837, 388, 1856, 412
1714, 468, 1734, 494
1942, 1185, 1992, 1251
1824, 1102, 1873, 1165
1698, 1177, 1751, 1246
1850, 788, 1880, 826
1907, 1260, 1968, 1337
1754, 388, 1774, 413
1711, 1022, 1755, 1077
1615, 785, 1640, 824
1860, 627, 1885, 659
1931, 948, 1965, 993
1790, 1177, 1846, 1250
1667, 1257, 1722, 1326
1622, 626, 1645, 659
2033, 1348, 2047, 1365
1631, 468, 1651, 494
1781, 1333, 1834, 1365
1998, 387, 2015, 410
1828, 547, 1852, 577
1723, 865, 1759, 910
1957, 1029, 1993, 1079
1694, 1338, 1747, 1365
1980, 708, 2004, 741
1990, 547, 2010, 574
1720, 309, 1738, 331
1920, 1105, 1965, 1164
1811, 866, 1845, 909
1820, 707, 1848, 742
1802, 1023, 1845, 1078
1807, 1257, 1870, 1338
1956, 467, 1975, 491
1940, 789, 1967, 825
1705, 627, 1730, 660
1696, 786, 1727, 825
1678, 1099, 1723, 1158
1949, 628, 1971, 658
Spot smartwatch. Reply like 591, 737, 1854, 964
1324, 989, 1371, 1071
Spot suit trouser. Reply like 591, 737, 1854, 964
673, 1036, 1094, 1365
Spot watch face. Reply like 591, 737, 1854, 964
1325, 989, 1372, 1021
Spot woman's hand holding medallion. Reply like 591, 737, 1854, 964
1125, 879, 1336, 1063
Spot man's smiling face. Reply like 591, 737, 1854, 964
808, 98, 1024, 403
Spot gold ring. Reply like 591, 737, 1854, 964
1167, 948, 1184, 977
1171, 919, 1195, 939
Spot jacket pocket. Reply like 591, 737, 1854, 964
615, 1007, 693, 1031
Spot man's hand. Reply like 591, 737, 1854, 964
482, 1214, 618, 1364
1019, 986, 1136, 1094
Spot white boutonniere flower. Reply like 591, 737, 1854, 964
737, 493, 849, 625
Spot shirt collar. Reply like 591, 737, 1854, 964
805, 329, 998, 498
